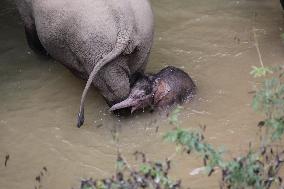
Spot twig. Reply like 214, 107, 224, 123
252, 12, 265, 68
253, 26, 265, 68
4, 154, 9, 167
118, 153, 133, 171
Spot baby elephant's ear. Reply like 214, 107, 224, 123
153, 80, 171, 105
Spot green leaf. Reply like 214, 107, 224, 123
250, 66, 273, 78
139, 164, 152, 174
168, 106, 183, 126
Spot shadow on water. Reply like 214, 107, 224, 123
0, 0, 284, 188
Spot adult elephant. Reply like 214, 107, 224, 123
15, 0, 154, 127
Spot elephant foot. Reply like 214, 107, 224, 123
77, 108, 85, 128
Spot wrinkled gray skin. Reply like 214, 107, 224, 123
15, 0, 154, 127
110, 66, 196, 112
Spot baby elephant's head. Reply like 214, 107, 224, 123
109, 66, 196, 113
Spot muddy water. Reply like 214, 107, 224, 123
0, 0, 284, 188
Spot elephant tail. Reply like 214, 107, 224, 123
77, 36, 131, 128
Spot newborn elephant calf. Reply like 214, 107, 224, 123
110, 66, 196, 112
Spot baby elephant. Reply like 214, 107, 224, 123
110, 66, 196, 112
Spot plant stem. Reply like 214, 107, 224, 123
252, 12, 264, 68
253, 27, 265, 68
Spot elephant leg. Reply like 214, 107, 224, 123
15, 0, 47, 55
24, 25, 48, 56
128, 45, 152, 77
96, 56, 131, 106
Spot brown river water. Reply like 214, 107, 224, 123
1, 0, 284, 188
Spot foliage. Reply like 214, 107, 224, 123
252, 67, 284, 141
221, 152, 264, 189
250, 66, 273, 78
80, 153, 181, 189
168, 105, 183, 126
163, 127, 224, 174
164, 77, 284, 189
264, 118, 284, 140
164, 126, 284, 189
221, 147, 284, 189
252, 78, 284, 117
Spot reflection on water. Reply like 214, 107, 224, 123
0, 0, 284, 188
